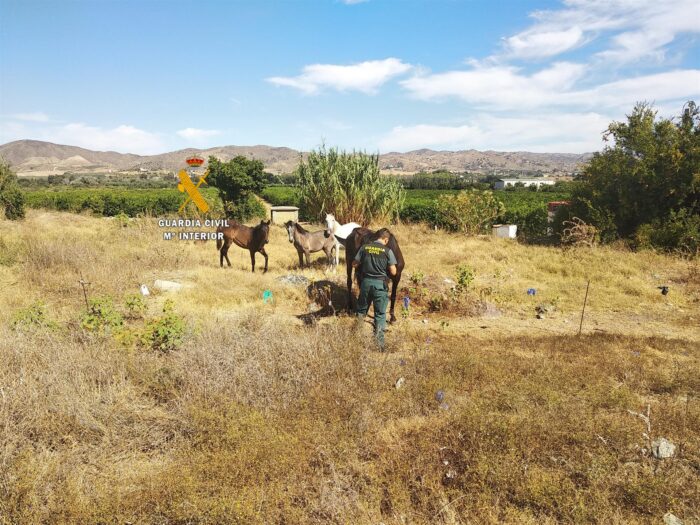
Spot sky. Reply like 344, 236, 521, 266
1, 0, 699, 155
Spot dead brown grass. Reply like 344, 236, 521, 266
0, 210, 698, 524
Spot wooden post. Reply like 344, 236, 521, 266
578, 280, 590, 336
78, 274, 91, 311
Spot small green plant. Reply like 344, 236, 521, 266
80, 296, 123, 332
114, 211, 130, 228
409, 270, 425, 286
455, 264, 475, 294
144, 299, 186, 353
11, 301, 57, 331
124, 294, 147, 320
428, 294, 445, 312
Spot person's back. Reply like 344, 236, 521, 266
352, 230, 397, 348
357, 240, 395, 280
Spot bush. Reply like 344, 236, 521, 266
296, 145, 405, 224
635, 209, 700, 256
144, 299, 186, 353
11, 302, 57, 331
0, 160, 26, 220
80, 296, 123, 333
434, 190, 505, 235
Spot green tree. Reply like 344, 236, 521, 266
296, 145, 405, 225
207, 156, 267, 220
0, 160, 25, 220
435, 189, 505, 235
566, 102, 700, 246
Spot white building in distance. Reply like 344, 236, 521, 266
494, 178, 556, 190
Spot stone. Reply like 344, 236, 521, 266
535, 303, 556, 319
651, 438, 676, 459
395, 377, 405, 389
664, 512, 683, 525
153, 280, 183, 292
277, 274, 310, 286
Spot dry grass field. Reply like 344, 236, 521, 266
1, 210, 699, 524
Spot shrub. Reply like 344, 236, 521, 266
0, 160, 26, 220
296, 145, 405, 225
434, 190, 505, 234
124, 294, 147, 320
455, 264, 474, 294
11, 301, 57, 331
144, 299, 186, 353
80, 296, 123, 332
635, 208, 700, 256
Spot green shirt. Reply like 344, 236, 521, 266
354, 241, 397, 280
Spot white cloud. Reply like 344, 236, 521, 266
379, 112, 612, 153
176, 127, 221, 140
400, 62, 588, 109
47, 123, 166, 154
499, 0, 700, 63
401, 64, 700, 111
503, 26, 586, 58
10, 112, 50, 122
267, 58, 412, 94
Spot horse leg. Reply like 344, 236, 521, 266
250, 249, 256, 273
304, 249, 311, 268
346, 259, 354, 314
221, 241, 232, 267
297, 247, 304, 269
389, 275, 399, 323
261, 247, 269, 273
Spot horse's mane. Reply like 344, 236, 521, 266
294, 222, 309, 234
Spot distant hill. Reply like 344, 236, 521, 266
0, 139, 591, 176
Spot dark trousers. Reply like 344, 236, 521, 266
356, 277, 389, 346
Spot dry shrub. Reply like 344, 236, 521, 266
561, 217, 599, 248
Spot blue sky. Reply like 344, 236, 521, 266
1, 0, 699, 154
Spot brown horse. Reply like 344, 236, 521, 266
345, 227, 405, 323
285, 220, 336, 269
216, 220, 271, 273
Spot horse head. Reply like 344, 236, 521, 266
284, 220, 295, 243
324, 214, 335, 238
259, 219, 271, 244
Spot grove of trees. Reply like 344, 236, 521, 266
565, 101, 699, 254
207, 156, 267, 221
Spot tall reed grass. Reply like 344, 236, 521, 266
296, 145, 405, 225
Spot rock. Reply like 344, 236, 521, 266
664, 513, 683, 525
153, 280, 183, 292
535, 303, 556, 319
480, 301, 501, 319
395, 377, 405, 389
277, 274, 310, 285
435, 390, 445, 402
443, 278, 455, 285
422, 319, 429, 324
652, 438, 676, 459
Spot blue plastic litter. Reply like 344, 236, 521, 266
262, 290, 274, 303
527, 288, 536, 295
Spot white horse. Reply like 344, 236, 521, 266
324, 213, 362, 267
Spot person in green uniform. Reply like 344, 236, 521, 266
352, 228, 398, 347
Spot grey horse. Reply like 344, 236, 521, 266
285, 220, 336, 270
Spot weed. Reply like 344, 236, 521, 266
11, 301, 57, 331
80, 296, 123, 332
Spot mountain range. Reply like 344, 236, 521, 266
0, 139, 592, 177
